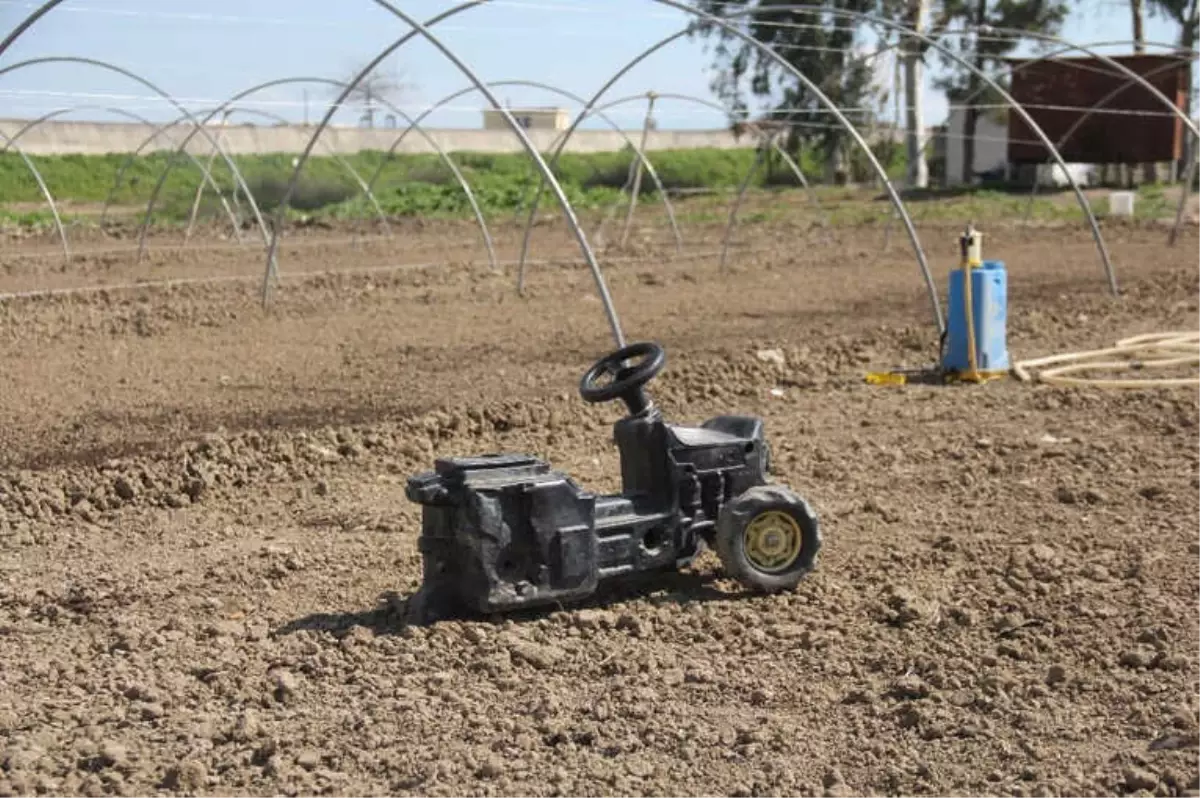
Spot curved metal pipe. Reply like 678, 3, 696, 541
136, 77, 493, 268
0, 2, 1156, 308
1170, 133, 1196, 247
605, 92, 827, 263
516, 29, 688, 289
182, 109, 232, 244
722, 3, 1117, 297
369, 97, 499, 270
1, 104, 244, 241
510, 34, 872, 304
515, 81, 870, 314
0, 127, 69, 258
569, 95, 676, 254
141, 73, 497, 279
567, 91, 828, 275
619, 92, 658, 248
717, 125, 834, 266
364, 79, 684, 258
100, 100, 391, 242
0, 56, 272, 260
902, 33, 1197, 236
515, 32, 897, 260
1023, 57, 1195, 220
0, 0, 64, 60
136, 101, 392, 257
186, 105, 391, 242
134, 78, 367, 263
985, 32, 1199, 255
101, 115, 227, 227
769, 136, 820, 213
879, 42, 1194, 244
512, 19, 923, 278
720, 140, 766, 272
267, 0, 625, 347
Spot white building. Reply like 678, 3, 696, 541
943, 107, 1009, 185
481, 107, 569, 132
941, 107, 1093, 187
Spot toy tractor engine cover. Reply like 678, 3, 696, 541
404, 342, 821, 622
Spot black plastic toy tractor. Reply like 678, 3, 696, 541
404, 342, 821, 623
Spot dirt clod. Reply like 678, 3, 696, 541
162, 761, 207, 791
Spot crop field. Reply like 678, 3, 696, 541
0, 191, 1197, 797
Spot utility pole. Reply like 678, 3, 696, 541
1131, 0, 1145, 53
1178, 0, 1198, 183
1131, 0, 1156, 185
904, 0, 930, 189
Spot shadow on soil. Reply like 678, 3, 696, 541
4, 397, 432, 471
873, 183, 1065, 203
275, 569, 751, 637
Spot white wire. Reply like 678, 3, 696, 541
0, 0, 672, 22
0, 0, 1192, 156
0, 0, 1155, 33
0, 110, 1157, 153
0, 246, 755, 303
0, 0, 1189, 89
0, 0, 623, 28
2, 0, 1194, 55
0, 87, 1187, 121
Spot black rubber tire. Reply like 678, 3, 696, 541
715, 484, 821, 592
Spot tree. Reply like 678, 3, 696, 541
1131, 0, 1147, 53
335, 63, 411, 128
1146, 0, 1199, 177
1130, 0, 1153, 184
690, 0, 884, 183
902, 0, 931, 188
933, 0, 1069, 185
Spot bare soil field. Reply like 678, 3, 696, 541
0, 214, 1197, 797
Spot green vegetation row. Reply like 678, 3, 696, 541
0, 146, 1178, 230
0, 145, 913, 224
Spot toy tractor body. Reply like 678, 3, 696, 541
404, 342, 820, 622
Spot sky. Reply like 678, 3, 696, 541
0, 0, 1189, 133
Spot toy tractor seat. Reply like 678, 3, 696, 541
666, 415, 764, 449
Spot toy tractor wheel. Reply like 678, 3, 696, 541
715, 485, 820, 592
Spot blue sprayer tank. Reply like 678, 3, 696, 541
943, 259, 1009, 374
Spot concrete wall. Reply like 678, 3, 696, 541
0, 118, 748, 156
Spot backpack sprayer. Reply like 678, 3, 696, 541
866, 223, 1010, 386
943, 223, 1010, 383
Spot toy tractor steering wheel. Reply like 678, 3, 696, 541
579, 341, 666, 416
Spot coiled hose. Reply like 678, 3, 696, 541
1012, 331, 1199, 389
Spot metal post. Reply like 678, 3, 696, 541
185, 109, 230, 243
620, 91, 658, 249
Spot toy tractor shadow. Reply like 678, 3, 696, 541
276, 566, 753, 638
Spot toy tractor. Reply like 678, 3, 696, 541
403, 342, 821, 623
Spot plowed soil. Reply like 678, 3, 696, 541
0, 214, 1197, 797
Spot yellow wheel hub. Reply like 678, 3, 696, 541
743, 510, 803, 573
